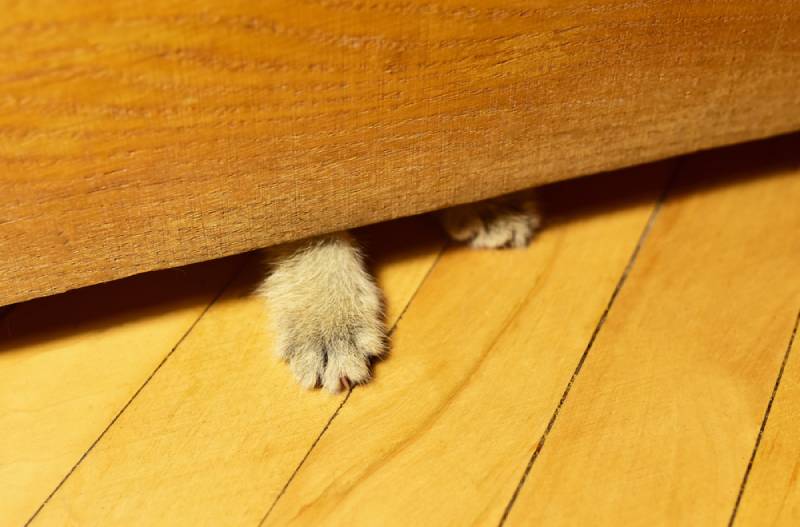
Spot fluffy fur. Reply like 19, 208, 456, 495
260, 191, 540, 392
260, 232, 384, 393
440, 193, 540, 249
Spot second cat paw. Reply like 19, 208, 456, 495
440, 194, 541, 249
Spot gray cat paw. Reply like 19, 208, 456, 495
261, 233, 385, 393
441, 195, 541, 249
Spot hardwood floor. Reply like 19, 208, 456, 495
2, 135, 799, 526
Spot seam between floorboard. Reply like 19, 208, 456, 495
23, 258, 249, 527
496, 164, 679, 526
257, 242, 449, 526
727, 308, 800, 527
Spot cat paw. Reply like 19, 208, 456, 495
280, 320, 384, 393
440, 195, 541, 249
261, 233, 385, 393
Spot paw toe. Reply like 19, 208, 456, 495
288, 346, 325, 389
443, 214, 484, 242
470, 202, 540, 249
322, 349, 370, 393
354, 325, 385, 358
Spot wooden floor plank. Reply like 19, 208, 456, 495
504, 137, 800, 525
734, 312, 800, 527
0, 257, 240, 526
263, 165, 670, 525
12, 137, 800, 526
29, 217, 446, 526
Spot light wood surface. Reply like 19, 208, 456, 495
3, 135, 799, 526
3, 0, 800, 306
734, 313, 800, 527
504, 137, 800, 526
27, 217, 446, 526
264, 165, 670, 525
0, 257, 240, 526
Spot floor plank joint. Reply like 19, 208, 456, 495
728, 309, 800, 527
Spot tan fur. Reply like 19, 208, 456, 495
440, 191, 540, 249
259, 192, 541, 392
260, 232, 384, 393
